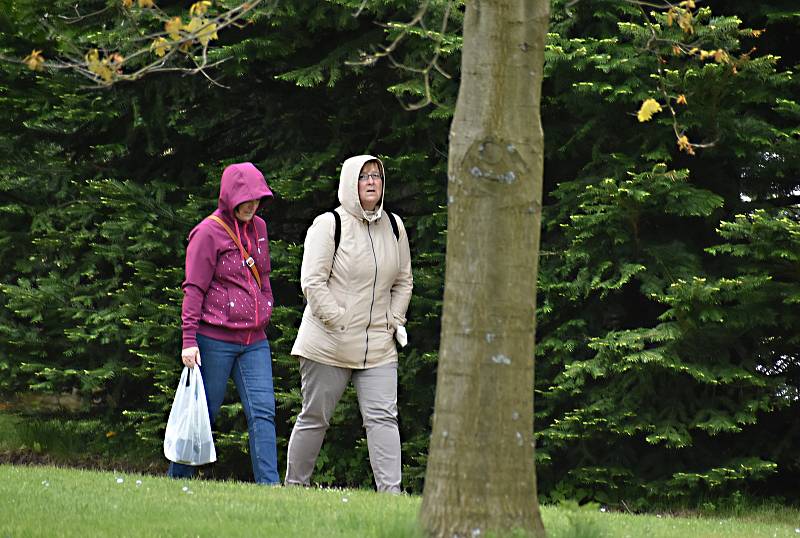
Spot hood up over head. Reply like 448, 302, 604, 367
217, 162, 273, 221
338, 155, 385, 221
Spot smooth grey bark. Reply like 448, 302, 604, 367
419, 1, 550, 537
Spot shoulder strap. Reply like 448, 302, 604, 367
207, 215, 262, 289
329, 210, 341, 251
385, 210, 399, 241
327, 209, 397, 256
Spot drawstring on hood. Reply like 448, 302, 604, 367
338, 155, 386, 222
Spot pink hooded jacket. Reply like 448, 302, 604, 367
181, 163, 274, 349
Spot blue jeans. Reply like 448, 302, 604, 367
167, 334, 279, 484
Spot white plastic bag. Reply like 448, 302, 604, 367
163, 366, 217, 465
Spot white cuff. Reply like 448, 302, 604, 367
395, 325, 408, 347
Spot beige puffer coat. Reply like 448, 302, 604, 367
291, 155, 413, 369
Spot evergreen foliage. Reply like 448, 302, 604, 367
536, 0, 800, 508
1, 0, 798, 508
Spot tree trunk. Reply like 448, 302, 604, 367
419, 1, 550, 537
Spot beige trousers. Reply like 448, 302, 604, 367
285, 358, 401, 493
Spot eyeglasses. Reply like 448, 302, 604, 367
358, 172, 383, 182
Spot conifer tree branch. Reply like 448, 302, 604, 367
348, 0, 454, 111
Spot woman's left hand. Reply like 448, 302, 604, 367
181, 346, 201, 368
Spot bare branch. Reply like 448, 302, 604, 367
432, 57, 451, 79
346, 0, 430, 67
7, 0, 269, 88
58, 5, 113, 24
349, 0, 454, 111
353, 0, 369, 18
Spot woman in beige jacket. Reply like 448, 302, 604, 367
286, 155, 413, 493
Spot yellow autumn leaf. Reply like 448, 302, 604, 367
752, 29, 764, 38
679, 0, 695, 8
197, 22, 218, 46
671, 45, 683, 56
23, 49, 45, 71
85, 48, 100, 65
183, 16, 202, 35
95, 65, 113, 82
678, 12, 694, 34
165, 17, 182, 40
699, 49, 713, 60
677, 135, 695, 155
122, 0, 133, 8
190, 1, 212, 17
676, 94, 687, 105
150, 37, 171, 57
666, 9, 675, 27
713, 49, 730, 63
637, 99, 662, 123
182, 17, 219, 46
96, 64, 114, 82
85, 49, 114, 83
138, 0, 155, 7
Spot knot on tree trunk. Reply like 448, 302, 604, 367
461, 138, 529, 185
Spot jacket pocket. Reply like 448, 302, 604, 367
202, 284, 230, 324
321, 294, 354, 333
225, 286, 259, 326
381, 303, 399, 333
385, 309, 396, 334
257, 292, 274, 327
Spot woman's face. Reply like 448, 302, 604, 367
235, 199, 260, 222
358, 162, 383, 211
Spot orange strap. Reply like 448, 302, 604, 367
207, 215, 262, 289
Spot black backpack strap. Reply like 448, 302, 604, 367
328, 209, 396, 253
385, 210, 399, 241
329, 210, 341, 251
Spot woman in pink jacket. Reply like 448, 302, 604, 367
167, 162, 279, 484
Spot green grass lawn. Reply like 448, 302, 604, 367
1, 465, 798, 538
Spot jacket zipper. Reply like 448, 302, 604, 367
251, 222, 259, 340
364, 220, 378, 368
239, 220, 258, 346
